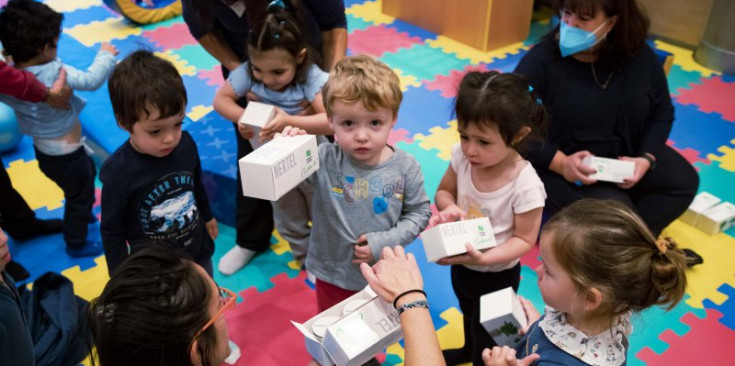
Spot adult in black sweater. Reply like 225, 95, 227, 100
514, 0, 698, 239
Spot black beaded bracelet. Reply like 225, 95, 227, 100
392, 289, 427, 309
397, 300, 429, 315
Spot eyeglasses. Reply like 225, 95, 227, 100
192, 286, 237, 340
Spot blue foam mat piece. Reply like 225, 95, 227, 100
397, 85, 455, 136
61, 5, 115, 29
669, 102, 735, 157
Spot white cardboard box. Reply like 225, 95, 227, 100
582, 156, 635, 183
680, 192, 721, 227
696, 201, 735, 235
238, 101, 275, 128
479, 287, 528, 347
420, 217, 497, 262
292, 287, 403, 366
238, 134, 319, 201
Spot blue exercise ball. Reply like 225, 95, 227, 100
0, 102, 22, 153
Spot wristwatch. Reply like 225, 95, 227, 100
641, 153, 657, 170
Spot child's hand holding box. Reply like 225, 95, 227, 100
479, 287, 528, 347
420, 217, 497, 262
238, 134, 319, 201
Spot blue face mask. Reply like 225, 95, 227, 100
558, 19, 609, 57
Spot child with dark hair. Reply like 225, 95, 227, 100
88, 245, 235, 366
0, 0, 118, 257
212, 1, 331, 275
430, 71, 548, 365
484, 199, 688, 366
100, 50, 218, 276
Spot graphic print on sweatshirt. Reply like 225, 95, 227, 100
330, 173, 405, 214
137, 172, 200, 244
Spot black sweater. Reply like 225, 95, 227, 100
514, 37, 674, 169
100, 132, 214, 274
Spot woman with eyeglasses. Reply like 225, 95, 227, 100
87, 246, 236, 366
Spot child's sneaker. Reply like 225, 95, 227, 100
218, 246, 256, 275
67, 240, 103, 258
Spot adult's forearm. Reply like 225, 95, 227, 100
320, 28, 348, 70
197, 32, 243, 72
0, 61, 46, 102
399, 294, 446, 366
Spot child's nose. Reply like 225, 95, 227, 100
563, 13, 581, 28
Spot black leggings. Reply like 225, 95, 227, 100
539, 145, 699, 236
451, 263, 521, 366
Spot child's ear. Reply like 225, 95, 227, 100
296, 48, 307, 65
512, 126, 532, 145
583, 287, 603, 312
189, 339, 203, 366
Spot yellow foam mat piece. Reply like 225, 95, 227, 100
437, 307, 466, 350
427, 37, 528, 64
5, 159, 65, 211
154, 50, 197, 76
707, 139, 735, 173
414, 120, 459, 161
386, 342, 406, 365
61, 255, 109, 302
45, 0, 102, 13
347, 0, 395, 25
654, 40, 720, 77
65, 18, 142, 47
662, 220, 735, 308
187, 105, 214, 122
394, 68, 422, 92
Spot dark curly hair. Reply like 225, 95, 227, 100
0, 0, 63, 64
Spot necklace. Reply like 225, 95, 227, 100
590, 62, 615, 90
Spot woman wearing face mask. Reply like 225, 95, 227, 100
514, 0, 700, 262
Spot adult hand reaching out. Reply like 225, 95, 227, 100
360, 246, 424, 306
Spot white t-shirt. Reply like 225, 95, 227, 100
450, 143, 546, 272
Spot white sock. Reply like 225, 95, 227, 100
218, 246, 256, 275
306, 269, 316, 284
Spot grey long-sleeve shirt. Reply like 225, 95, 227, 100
301, 143, 431, 291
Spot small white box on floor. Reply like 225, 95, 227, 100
239, 134, 319, 201
292, 287, 403, 366
680, 192, 721, 227
420, 217, 497, 262
238, 101, 275, 128
696, 202, 735, 235
479, 287, 528, 347
582, 156, 635, 183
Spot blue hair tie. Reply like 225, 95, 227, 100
275, 33, 280, 39
267, 0, 286, 10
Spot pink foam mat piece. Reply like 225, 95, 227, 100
519, 242, 541, 269
225, 272, 316, 365
667, 139, 709, 169
388, 128, 414, 146
675, 76, 735, 122
636, 309, 735, 364
142, 23, 198, 51
424, 64, 490, 98
347, 25, 423, 58
198, 65, 226, 87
